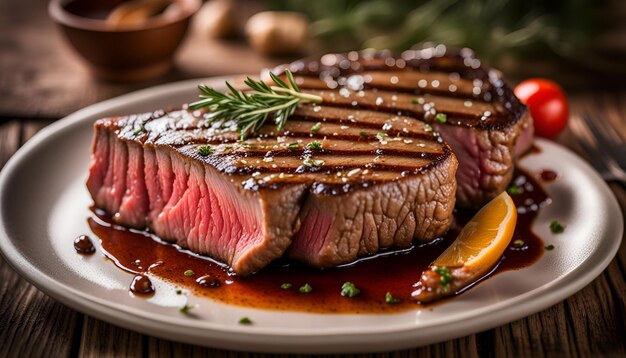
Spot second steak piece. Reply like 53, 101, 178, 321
87, 104, 457, 275
277, 47, 533, 207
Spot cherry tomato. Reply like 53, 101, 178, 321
514, 78, 569, 138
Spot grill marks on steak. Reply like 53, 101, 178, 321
87, 47, 533, 275
89, 119, 309, 274
87, 96, 457, 275
276, 48, 533, 207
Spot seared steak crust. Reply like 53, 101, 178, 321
88, 100, 457, 275
87, 46, 530, 275
275, 47, 533, 207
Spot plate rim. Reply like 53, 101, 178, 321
0, 77, 623, 352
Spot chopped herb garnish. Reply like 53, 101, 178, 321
183, 270, 195, 277
545, 244, 555, 251
307, 141, 322, 150
303, 158, 325, 167
280, 283, 292, 289
411, 98, 419, 104
132, 127, 145, 136
435, 113, 447, 123
376, 131, 388, 141
433, 266, 453, 290
197, 145, 214, 157
359, 131, 368, 136
175, 289, 182, 295
238, 317, 253, 325
311, 122, 322, 133
424, 124, 433, 132
340, 282, 361, 298
299, 283, 312, 293
287, 143, 300, 150
507, 184, 521, 195
513, 239, 525, 248
385, 291, 400, 304
179, 304, 194, 314
550, 220, 565, 234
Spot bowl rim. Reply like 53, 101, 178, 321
48, 0, 202, 32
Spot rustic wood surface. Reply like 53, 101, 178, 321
1, 0, 625, 357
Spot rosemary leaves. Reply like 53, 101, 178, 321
189, 70, 322, 140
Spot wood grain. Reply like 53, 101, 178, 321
0, 120, 80, 358
78, 318, 144, 357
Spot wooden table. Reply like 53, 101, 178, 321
1, 1, 625, 356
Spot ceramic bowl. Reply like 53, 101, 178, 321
49, 0, 201, 82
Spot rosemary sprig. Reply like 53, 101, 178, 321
189, 70, 323, 140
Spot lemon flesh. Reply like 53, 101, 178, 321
434, 191, 517, 269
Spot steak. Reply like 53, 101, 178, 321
87, 105, 457, 275
275, 47, 533, 207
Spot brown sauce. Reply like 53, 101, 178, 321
130, 275, 155, 296
529, 145, 542, 154
540, 169, 558, 182
73, 235, 96, 254
86, 168, 548, 313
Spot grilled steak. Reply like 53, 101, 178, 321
275, 47, 533, 207
87, 105, 457, 275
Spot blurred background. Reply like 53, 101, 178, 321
264, 0, 626, 80
1, 0, 626, 119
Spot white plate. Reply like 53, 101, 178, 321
0, 78, 623, 354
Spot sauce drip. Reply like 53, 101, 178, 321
130, 275, 155, 296
540, 169, 558, 182
73, 235, 96, 254
88, 168, 549, 313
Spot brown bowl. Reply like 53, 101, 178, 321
49, 0, 201, 82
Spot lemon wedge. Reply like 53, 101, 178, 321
435, 191, 517, 269
413, 191, 517, 303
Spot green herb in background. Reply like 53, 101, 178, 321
266, 0, 603, 71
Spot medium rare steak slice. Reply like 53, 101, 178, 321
87, 102, 457, 275
275, 47, 533, 207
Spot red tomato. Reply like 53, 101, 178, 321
514, 78, 569, 138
